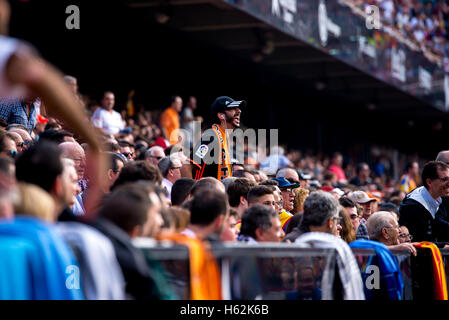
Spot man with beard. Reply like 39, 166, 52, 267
399, 161, 449, 247
191, 96, 246, 181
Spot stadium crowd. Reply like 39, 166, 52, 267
1, 0, 449, 301
1, 81, 449, 299
348, 0, 449, 62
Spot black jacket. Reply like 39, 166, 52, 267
399, 194, 449, 247
91, 218, 169, 300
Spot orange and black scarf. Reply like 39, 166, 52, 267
211, 124, 232, 181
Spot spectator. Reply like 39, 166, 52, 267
349, 162, 372, 187
366, 211, 417, 255
276, 168, 300, 184
339, 197, 361, 235
93, 183, 171, 300
247, 185, 277, 212
398, 225, 412, 244
160, 95, 182, 146
171, 177, 196, 206
145, 146, 165, 166
118, 140, 135, 161
237, 204, 284, 243
399, 161, 449, 245
0, 130, 17, 159
181, 96, 202, 147
91, 91, 125, 135
190, 96, 245, 181
292, 187, 309, 214
273, 177, 300, 229
181, 189, 228, 241
189, 177, 226, 196
59, 142, 86, 187
227, 178, 257, 218
39, 129, 75, 144
398, 161, 419, 194
158, 156, 182, 199
220, 208, 239, 242
233, 169, 256, 183
0, 98, 39, 133
328, 152, 347, 184
259, 145, 292, 176
283, 191, 340, 242
339, 206, 355, 244
15, 141, 79, 221
112, 161, 162, 191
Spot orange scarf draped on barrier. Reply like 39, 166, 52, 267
413, 241, 448, 300
212, 124, 232, 181
157, 233, 222, 300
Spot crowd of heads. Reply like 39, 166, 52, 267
349, 0, 449, 62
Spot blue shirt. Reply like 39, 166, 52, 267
0, 100, 37, 133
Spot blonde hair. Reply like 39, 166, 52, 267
14, 182, 55, 222
292, 187, 310, 214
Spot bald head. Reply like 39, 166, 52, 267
59, 142, 86, 180
276, 168, 299, 182
436, 150, 449, 164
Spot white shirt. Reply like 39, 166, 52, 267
0, 36, 27, 101
408, 186, 442, 219
162, 178, 173, 199
91, 107, 125, 135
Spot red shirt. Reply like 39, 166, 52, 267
328, 164, 346, 181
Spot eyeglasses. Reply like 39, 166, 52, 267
122, 152, 134, 158
333, 216, 343, 224
399, 233, 413, 240
281, 188, 294, 193
275, 201, 283, 207
349, 214, 359, 220
150, 156, 163, 160
435, 176, 449, 183
16, 142, 24, 148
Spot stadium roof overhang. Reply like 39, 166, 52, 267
125, 0, 449, 120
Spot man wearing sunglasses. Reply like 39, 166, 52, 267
399, 161, 449, 247
0, 130, 17, 159
145, 146, 165, 166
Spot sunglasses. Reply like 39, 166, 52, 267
122, 152, 134, 157
151, 156, 163, 160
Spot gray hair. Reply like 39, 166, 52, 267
302, 190, 339, 227
145, 146, 165, 159
366, 211, 396, 241
158, 156, 174, 177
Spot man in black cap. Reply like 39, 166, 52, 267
190, 96, 246, 181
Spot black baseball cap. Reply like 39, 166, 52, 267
210, 96, 247, 117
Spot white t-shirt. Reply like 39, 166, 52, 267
0, 36, 27, 101
91, 107, 125, 135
